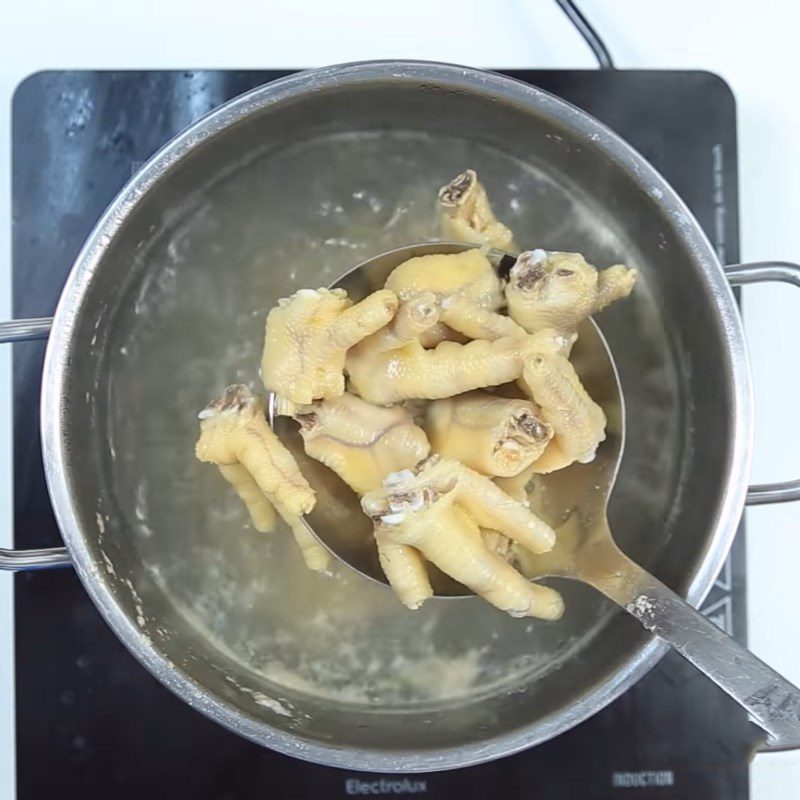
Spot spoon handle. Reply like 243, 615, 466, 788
596, 556, 800, 751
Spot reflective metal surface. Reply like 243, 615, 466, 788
0, 317, 52, 343
0, 316, 71, 569
725, 261, 800, 504
0, 545, 71, 570
33, 62, 758, 770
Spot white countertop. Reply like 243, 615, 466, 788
2, 0, 799, 795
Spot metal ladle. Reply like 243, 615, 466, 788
269, 242, 800, 749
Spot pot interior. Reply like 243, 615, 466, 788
57, 71, 738, 767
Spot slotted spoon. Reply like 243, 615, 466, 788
269, 241, 800, 749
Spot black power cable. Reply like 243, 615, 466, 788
554, 0, 616, 69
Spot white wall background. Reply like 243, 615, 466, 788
1, 0, 799, 796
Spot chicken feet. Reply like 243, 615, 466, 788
195, 384, 328, 571
438, 169, 517, 252
295, 392, 430, 496
346, 335, 527, 405
361, 457, 562, 618
426, 390, 553, 478
293, 392, 434, 608
261, 287, 398, 405
506, 249, 637, 334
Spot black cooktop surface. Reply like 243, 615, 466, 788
13, 69, 753, 799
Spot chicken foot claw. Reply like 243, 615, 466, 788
375, 541, 433, 611
355, 293, 441, 354
440, 294, 527, 341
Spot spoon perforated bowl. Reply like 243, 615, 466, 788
269, 242, 800, 749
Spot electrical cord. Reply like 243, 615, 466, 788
554, 0, 616, 69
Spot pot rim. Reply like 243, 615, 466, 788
40, 60, 754, 772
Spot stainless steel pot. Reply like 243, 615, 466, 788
2, 61, 800, 772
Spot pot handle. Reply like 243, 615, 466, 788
0, 316, 71, 570
725, 262, 800, 506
